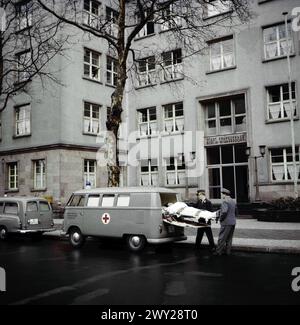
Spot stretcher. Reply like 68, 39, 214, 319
162, 202, 220, 229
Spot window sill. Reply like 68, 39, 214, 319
30, 188, 47, 193
260, 181, 300, 186
135, 83, 157, 90
134, 33, 156, 41
5, 189, 19, 193
83, 132, 99, 137
262, 54, 296, 63
161, 131, 185, 137
105, 83, 116, 89
82, 76, 102, 85
203, 10, 233, 21
206, 65, 237, 75
136, 134, 159, 140
164, 184, 186, 188
265, 116, 299, 124
13, 134, 32, 139
161, 77, 184, 85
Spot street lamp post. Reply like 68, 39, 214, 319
246, 145, 266, 202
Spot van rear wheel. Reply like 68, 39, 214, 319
69, 228, 86, 249
126, 235, 146, 252
0, 227, 8, 241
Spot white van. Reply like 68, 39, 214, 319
63, 187, 187, 252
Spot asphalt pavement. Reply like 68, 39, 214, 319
47, 218, 300, 255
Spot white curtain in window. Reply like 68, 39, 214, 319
272, 165, 285, 181
92, 120, 99, 134
211, 56, 222, 70
223, 53, 234, 68
141, 174, 149, 186
287, 164, 300, 181
151, 173, 158, 186
269, 103, 281, 119
265, 43, 278, 59
280, 39, 293, 56
167, 172, 176, 185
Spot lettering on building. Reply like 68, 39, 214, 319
205, 133, 247, 146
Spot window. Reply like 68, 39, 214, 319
40, 201, 50, 212
163, 102, 184, 133
117, 195, 130, 207
270, 147, 300, 182
7, 162, 18, 191
16, 51, 31, 83
33, 160, 46, 190
15, 104, 31, 136
84, 102, 101, 135
16, 0, 33, 31
140, 159, 158, 186
106, 56, 118, 87
159, 3, 182, 31
106, 7, 118, 37
205, 0, 230, 18
263, 23, 294, 60
267, 83, 297, 120
136, 11, 155, 38
83, 0, 100, 29
209, 36, 235, 71
87, 195, 100, 207
27, 201, 38, 212
101, 195, 115, 207
138, 107, 157, 136
205, 95, 246, 136
68, 195, 85, 207
137, 56, 156, 87
165, 155, 186, 186
4, 202, 18, 215
84, 160, 97, 188
162, 49, 183, 82
84, 48, 101, 81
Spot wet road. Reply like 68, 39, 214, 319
0, 238, 299, 305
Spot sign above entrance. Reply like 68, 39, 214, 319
205, 133, 247, 146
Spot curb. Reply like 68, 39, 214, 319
43, 231, 300, 255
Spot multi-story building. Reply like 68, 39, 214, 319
0, 0, 299, 205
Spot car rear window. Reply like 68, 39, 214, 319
4, 202, 18, 215
27, 201, 38, 212
40, 201, 51, 212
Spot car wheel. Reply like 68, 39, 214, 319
0, 227, 9, 241
69, 228, 86, 249
126, 235, 146, 252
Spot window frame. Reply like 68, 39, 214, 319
84, 159, 97, 189
7, 162, 19, 191
14, 104, 31, 137
209, 36, 235, 72
137, 107, 157, 137
164, 155, 186, 186
83, 102, 101, 135
33, 159, 46, 190
106, 56, 118, 87
84, 48, 101, 82
163, 102, 184, 133
137, 56, 156, 87
140, 159, 159, 186
83, 0, 101, 29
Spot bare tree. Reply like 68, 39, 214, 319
37, 0, 252, 187
0, 0, 68, 113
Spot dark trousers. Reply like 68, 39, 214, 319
216, 225, 235, 255
195, 227, 215, 249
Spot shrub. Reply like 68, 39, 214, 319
269, 197, 300, 210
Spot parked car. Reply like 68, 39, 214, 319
63, 187, 187, 252
0, 197, 55, 240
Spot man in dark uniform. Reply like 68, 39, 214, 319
194, 190, 216, 250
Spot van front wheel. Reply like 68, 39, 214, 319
126, 235, 146, 252
69, 228, 86, 249
0, 227, 8, 241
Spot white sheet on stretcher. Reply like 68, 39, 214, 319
164, 202, 218, 224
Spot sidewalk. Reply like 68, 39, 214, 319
45, 218, 300, 255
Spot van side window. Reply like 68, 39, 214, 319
117, 195, 130, 207
68, 195, 85, 207
40, 202, 51, 212
27, 202, 38, 212
101, 195, 115, 207
4, 202, 18, 215
87, 195, 100, 207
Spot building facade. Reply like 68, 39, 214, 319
0, 0, 300, 204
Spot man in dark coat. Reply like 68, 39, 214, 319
194, 190, 216, 250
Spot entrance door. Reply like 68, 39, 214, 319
235, 165, 249, 203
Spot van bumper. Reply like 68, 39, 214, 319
16, 228, 56, 234
147, 235, 187, 244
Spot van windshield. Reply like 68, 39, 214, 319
160, 193, 178, 207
